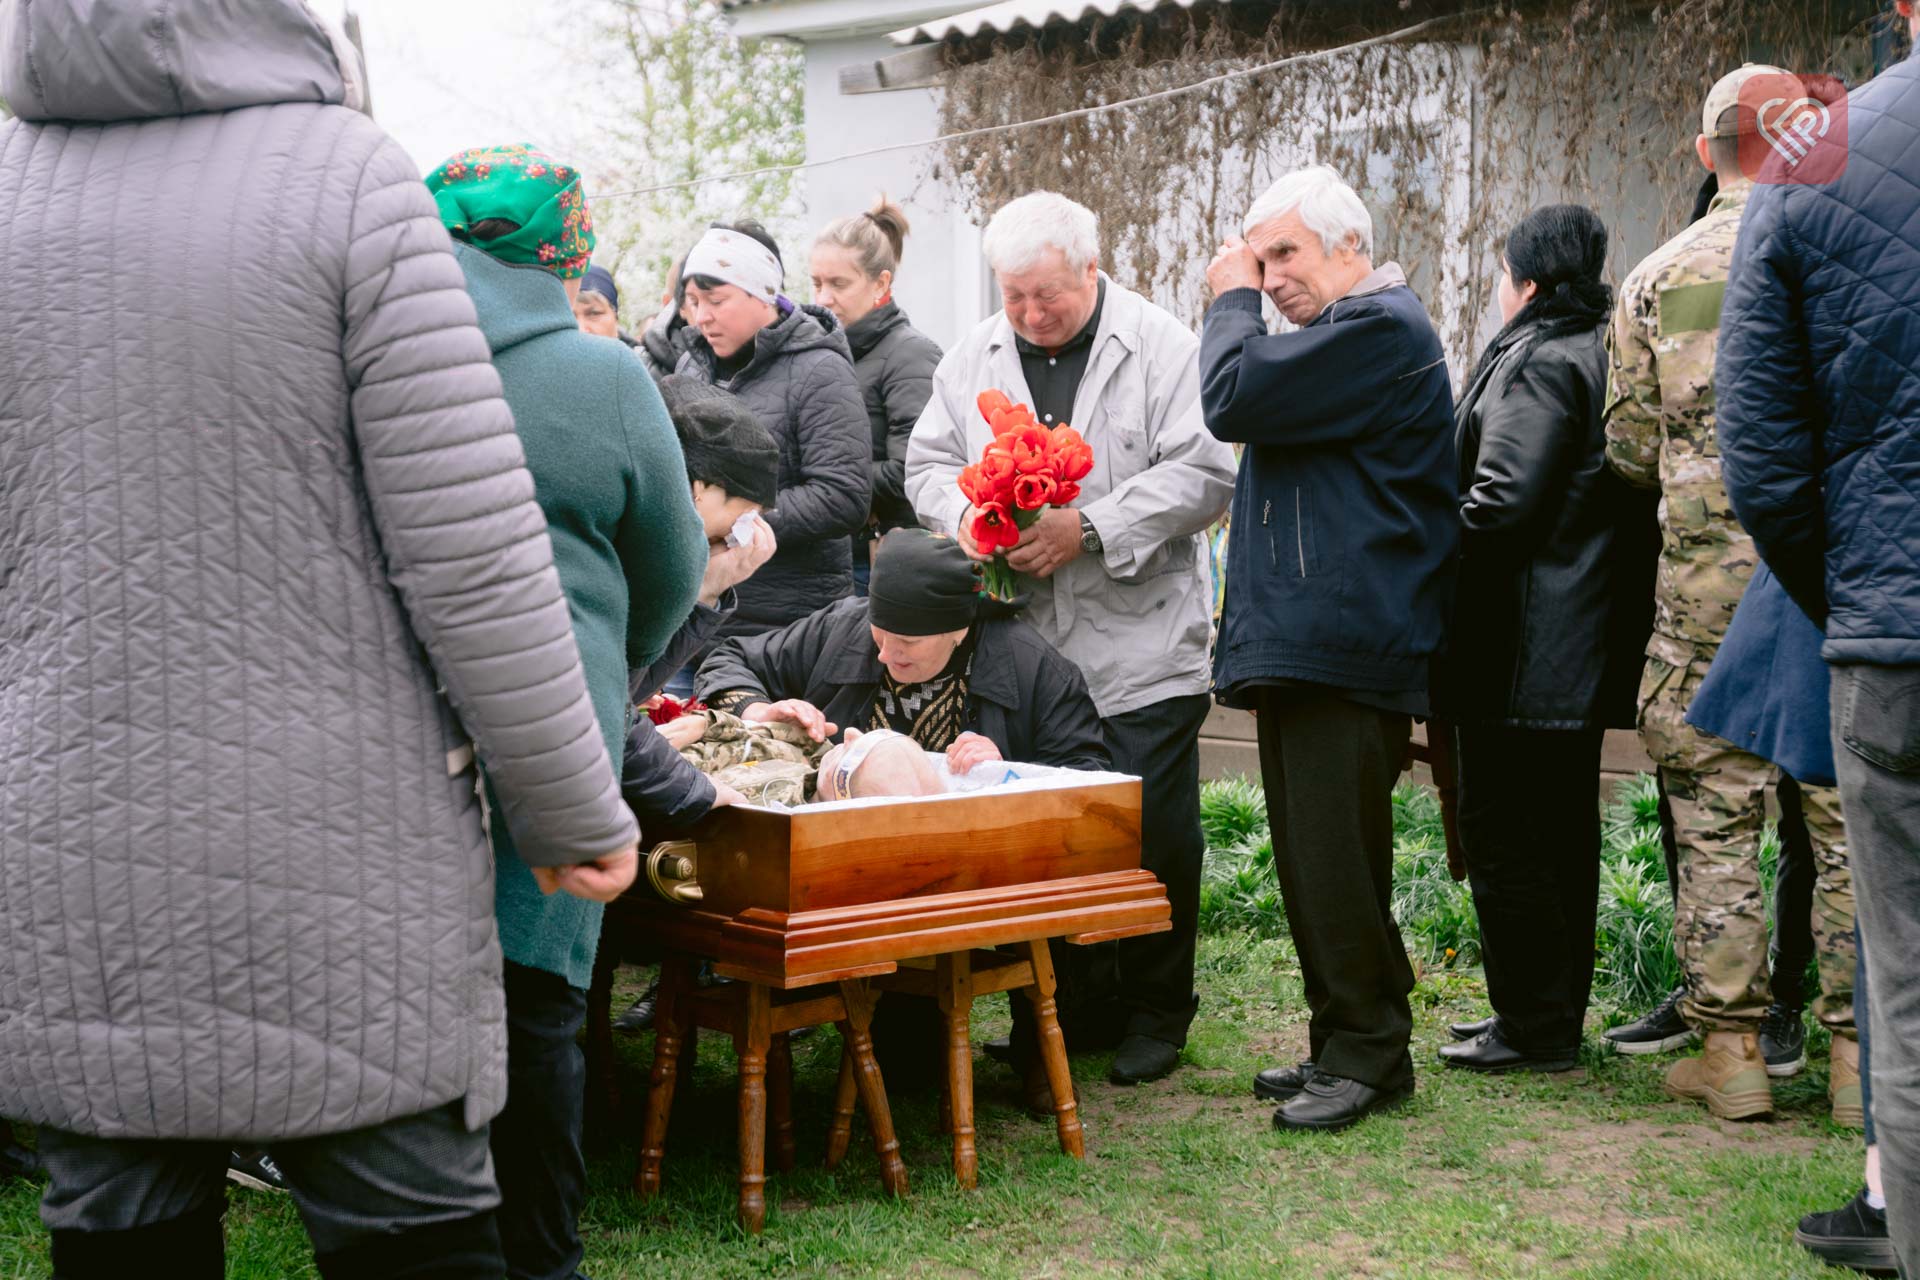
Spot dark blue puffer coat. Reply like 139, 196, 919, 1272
1717, 53, 1920, 664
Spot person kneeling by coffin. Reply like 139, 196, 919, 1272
697, 527, 1111, 1092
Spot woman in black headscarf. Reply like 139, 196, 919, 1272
1434, 205, 1649, 1075
695, 528, 1107, 775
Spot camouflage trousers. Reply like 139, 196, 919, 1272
1638, 648, 1856, 1036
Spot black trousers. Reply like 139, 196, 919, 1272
492, 962, 588, 1280
1058, 692, 1211, 1047
1455, 725, 1604, 1052
1768, 775, 1819, 1010
1660, 767, 1818, 1010
1254, 688, 1414, 1088
37, 1103, 501, 1279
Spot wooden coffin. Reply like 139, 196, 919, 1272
614, 775, 1169, 989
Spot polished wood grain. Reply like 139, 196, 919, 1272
605, 776, 1160, 1225
1024, 939, 1084, 1159
767, 1032, 796, 1175
934, 952, 978, 1188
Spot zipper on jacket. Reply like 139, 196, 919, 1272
1294, 488, 1308, 578
1263, 500, 1276, 570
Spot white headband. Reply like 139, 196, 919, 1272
683, 227, 783, 306
826, 729, 912, 799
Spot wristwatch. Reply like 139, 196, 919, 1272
1079, 512, 1103, 555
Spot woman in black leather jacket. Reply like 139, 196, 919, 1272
1434, 205, 1653, 1075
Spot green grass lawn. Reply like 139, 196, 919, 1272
0, 778, 1859, 1277
0, 931, 1861, 1279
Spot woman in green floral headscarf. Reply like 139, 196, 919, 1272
426, 143, 707, 1280
428, 143, 597, 279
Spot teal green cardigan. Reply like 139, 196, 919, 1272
455, 244, 705, 988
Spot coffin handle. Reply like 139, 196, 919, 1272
646, 840, 704, 905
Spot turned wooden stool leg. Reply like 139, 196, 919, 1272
840, 979, 909, 1197
734, 983, 773, 1234
824, 1041, 857, 1171
768, 1031, 797, 1174
935, 952, 978, 1188
1023, 939, 1085, 1160
635, 952, 694, 1198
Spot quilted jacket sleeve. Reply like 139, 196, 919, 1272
341, 137, 638, 867
1717, 184, 1829, 624
765, 354, 871, 544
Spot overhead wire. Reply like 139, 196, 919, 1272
590, 9, 1488, 201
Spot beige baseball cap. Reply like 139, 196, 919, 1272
1703, 63, 1797, 138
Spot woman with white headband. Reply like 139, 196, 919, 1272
676, 220, 871, 652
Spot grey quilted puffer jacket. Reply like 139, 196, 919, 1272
0, 0, 637, 1142
679, 302, 871, 639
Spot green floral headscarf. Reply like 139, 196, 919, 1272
426, 144, 596, 280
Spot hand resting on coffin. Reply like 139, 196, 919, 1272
743, 698, 838, 743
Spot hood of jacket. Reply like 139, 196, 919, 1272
691, 300, 854, 384
643, 311, 690, 367
454, 243, 577, 359
2, 0, 365, 124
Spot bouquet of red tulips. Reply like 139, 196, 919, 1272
956, 389, 1096, 601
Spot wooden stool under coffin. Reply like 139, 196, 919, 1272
598, 768, 1169, 1227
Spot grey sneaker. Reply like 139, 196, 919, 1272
1604, 986, 1697, 1055
1759, 1002, 1807, 1078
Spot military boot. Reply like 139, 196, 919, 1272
1663, 1030, 1773, 1120
1830, 1035, 1864, 1128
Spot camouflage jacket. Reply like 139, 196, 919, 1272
677, 710, 825, 806
1604, 183, 1759, 659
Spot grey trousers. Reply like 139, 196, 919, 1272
1831, 662, 1920, 1280
39, 1101, 499, 1257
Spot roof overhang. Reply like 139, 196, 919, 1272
722, 0, 983, 42
889, 0, 1215, 44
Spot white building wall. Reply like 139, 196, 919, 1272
796, 34, 987, 353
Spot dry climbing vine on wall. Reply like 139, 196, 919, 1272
931, 0, 1896, 367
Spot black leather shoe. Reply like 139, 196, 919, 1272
1448, 1015, 1496, 1042
983, 1035, 1015, 1067
612, 981, 658, 1034
1438, 1027, 1578, 1074
1795, 1188, 1897, 1275
1272, 1072, 1413, 1132
1253, 1059, 1318, 1102
1110, 1034, 1180, 1084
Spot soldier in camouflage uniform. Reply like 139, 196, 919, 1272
1605, 64, 1855, 1121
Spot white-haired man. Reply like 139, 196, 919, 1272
906, 191, 1236, 1087
1200, 166, 1458, 1132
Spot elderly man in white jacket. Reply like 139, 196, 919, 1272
906, 191, 1235, 1086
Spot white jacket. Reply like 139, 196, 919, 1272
906, 276, 1235, 718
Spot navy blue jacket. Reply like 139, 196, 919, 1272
1717, 54, 1920, 664
1200, 282, 1458, 705
1685, 563, 1835, 786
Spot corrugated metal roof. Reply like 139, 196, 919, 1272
889, 0, 1210, 45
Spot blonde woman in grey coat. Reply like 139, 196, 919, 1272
0, 2, 638, 1275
